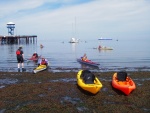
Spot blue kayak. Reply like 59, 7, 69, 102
77, 58, 100, 67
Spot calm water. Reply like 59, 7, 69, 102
0, 38, 150, 72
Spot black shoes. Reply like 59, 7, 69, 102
18, 68, 26, 72
18, 68, 20, 72
22, 68, 26, 72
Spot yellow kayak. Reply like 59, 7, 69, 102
77, 70, 103, 94
33, 65, 47, 73
98, 46, 113, 50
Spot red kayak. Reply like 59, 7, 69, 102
77, 58, 100, 67
28, 56, 40, 61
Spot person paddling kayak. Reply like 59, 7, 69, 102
32, 52, 38, 59
38, 57, 48, 66
82, 53, 88, 61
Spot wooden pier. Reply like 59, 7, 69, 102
0, 35, 37, 44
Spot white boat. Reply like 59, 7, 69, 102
98, 37, 112, 40
69, 38, 79, 43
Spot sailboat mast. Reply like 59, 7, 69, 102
69, 17, 79, 43
75, 17, 76, 38
72, 23, 74, 38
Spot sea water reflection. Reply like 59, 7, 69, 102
0, 38, 150, 72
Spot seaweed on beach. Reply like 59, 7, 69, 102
0, 71, 150, 113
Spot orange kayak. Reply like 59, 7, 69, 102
112, 72, 136, 95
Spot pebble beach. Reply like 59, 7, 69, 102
0, 71, 150, 113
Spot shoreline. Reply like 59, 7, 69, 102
0, 71, 150, 112
0, 66, 150, 73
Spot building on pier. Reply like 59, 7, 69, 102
7, 22, 15, 36
0, 22, 37, 44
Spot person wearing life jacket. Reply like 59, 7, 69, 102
40, 44, 44, 49
32, 52, 38, 58
98, 45, 102, 49
39, 57, 48, 66
16, 46, 25, 72
82, 53, 88, 61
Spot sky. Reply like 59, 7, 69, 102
0, 0, 150, 41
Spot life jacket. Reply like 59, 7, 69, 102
16, 50, 21, 55
41, 59, 47, 65
33, 53, 38, 57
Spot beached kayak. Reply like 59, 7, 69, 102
33, 65, 48, 73
112, 72, 136, 95
77, 58, 100, 67
77, 70, 103, 94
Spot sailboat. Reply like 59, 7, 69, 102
69, 17, 79, 43
69, 38, 79, 43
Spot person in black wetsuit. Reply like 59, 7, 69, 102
16, 46, 25, 72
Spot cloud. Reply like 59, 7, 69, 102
0, 0, 150, 40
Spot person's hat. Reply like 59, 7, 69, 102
19, 45, 23, 49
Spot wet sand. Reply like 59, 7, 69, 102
0, 71, 150, 113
